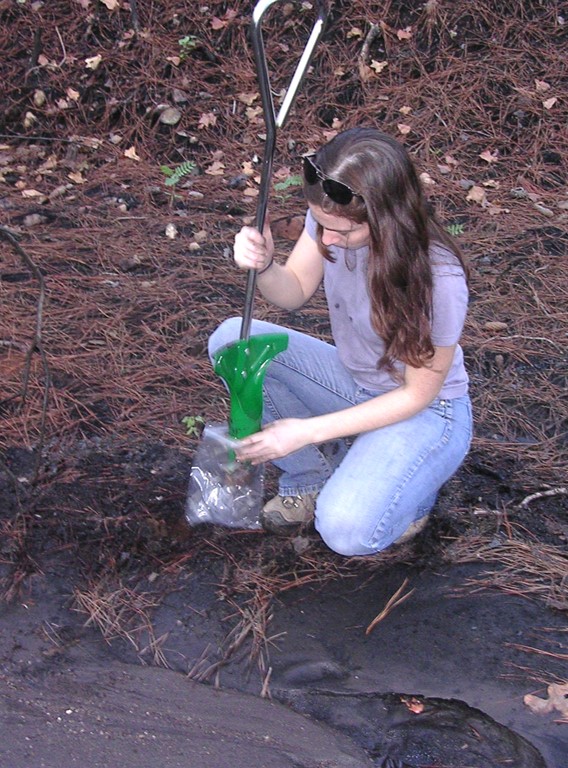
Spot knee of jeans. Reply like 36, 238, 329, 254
315, 503, 372, 557
208, 317, 242, 362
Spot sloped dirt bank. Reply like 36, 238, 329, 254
1, 537, 566, 767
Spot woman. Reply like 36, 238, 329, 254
209, 127, 472, 556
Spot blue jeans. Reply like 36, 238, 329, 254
209, 318, 473, 556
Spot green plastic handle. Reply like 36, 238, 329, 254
213, 333, 288, 439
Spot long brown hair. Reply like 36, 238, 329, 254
304, 127, 467, 372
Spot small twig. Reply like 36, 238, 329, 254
506, 643, 568, 662
519, 487, 567, 508
0, 228, 50, 482
359, 23, 380, 66
260, 665, 272, 699
29, 28, 42, 70
55, 27, 67, 67
365, 577, 415, 635
478, 334, 565, 353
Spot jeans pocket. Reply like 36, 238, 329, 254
429, 397, 452, 420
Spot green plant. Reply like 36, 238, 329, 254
274, 174, 303, 191
178, 35, 199, 60
273, 174, 303, 200
446, 222, 465, 237
182, 415, 205, 438
161, 160, 197, 187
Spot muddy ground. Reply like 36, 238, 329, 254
1, 1, 567, 766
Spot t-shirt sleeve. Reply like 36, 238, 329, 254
430, 258, 469, 346
304, 208, 317, 241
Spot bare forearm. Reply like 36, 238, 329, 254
308, 386, 430, 444
307, 346, 455, 444
256, 262, 308, 310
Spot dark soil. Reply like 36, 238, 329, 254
1, 1, 567, 767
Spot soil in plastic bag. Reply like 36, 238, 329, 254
185, 423, 264, 530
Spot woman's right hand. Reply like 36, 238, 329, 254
233, 224, 274, 272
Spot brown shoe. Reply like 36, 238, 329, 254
395, 515, 429, 545
261, 493, 317, 533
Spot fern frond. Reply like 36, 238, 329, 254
165, 160, 196, 187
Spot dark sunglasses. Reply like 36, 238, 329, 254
303, 154, 359, 206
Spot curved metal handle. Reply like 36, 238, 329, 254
240, 0, 328, 340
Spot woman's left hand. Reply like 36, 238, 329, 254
236, 419, 312, 465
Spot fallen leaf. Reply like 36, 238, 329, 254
399, 105, 412, 115
466, 186, 486, 204
358, 63, 373, 82
419, 171, 435, 185
444, 154, 459, 166
193, 230, 208, 243
33, 89, 46, 107
397, 123, 412, 135
244, 187, 259, 197
479, 149, 498, 164
486, 204, 510, 215
21, 189, 43, 198
274, 165, 292, 179
543, 97, 558, 109
241, 161, 254, 176
482, 180, 500, 188
100, 0, 119, 9
66, 87, 80, 102
534, 79, 550, 92
38, 155, 58, 172
237, 92, 259, 106
205, 161, 225, 176
524, 684, 568, 717
85, 55, 102, 70
370, 60, 388, 74
124, 146, 141, 161
81, 137, 102, 149
245, 106, 263, 121
166, 56, 181, 66
198, 112, 217, 129
347, 27, 364, 38
68, 171, 86, 184
23, 112, 37, 128
211, 16, 226, 30
401, 696, 425, 714
396, 26, 413, 40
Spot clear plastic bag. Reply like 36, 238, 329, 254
185, 423, 264, 530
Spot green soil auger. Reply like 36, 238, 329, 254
213, 0, 328, 440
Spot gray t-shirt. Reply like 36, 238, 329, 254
305, 209, 469, 398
